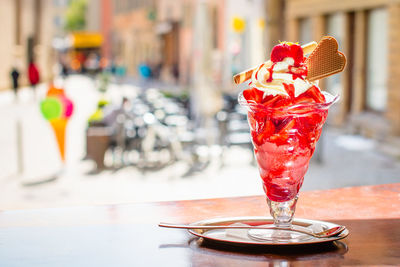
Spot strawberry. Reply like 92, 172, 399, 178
271, 42, 304, 65
295, 86, 325, 104
243, 88, 264, 103
262, 94, 281, 106
264, 119, 276, 136
288, 44, 304, 66
283, 83, 295, 99
304, 86, 325, 103
247, 113, 258, 131
289, 65, 307, 77
249, 112, 264, 132
273, 96, 293, 109
277, 118, 296, 133
270, 118, 296, 145
294, 94, 315, 104
271, 43, 290, 63
251, 120, 276, 145
295, 89, 316, 104
251, 131, 264, 146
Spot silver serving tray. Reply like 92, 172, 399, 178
188, 216, 349, 246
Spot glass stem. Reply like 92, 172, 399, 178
267, 195, 298, 228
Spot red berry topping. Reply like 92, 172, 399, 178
289, 66, 307, 76
243, 88, 264, 103
262, 94, 281, 106
271, 43, 290, 63
283, 83, 295, 99
271, 42, 304, 65
288, 44, 304, 66
304, 85, 326, 103
251, 120, 275, 146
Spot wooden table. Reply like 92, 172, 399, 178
1, 183, 399, 266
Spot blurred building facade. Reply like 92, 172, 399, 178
52, 0, 70, 38
223, 0, 267, 89
3, 0, 398, 140
0, 0, 55, 91
87, 0, 113, 61
110, 0, 267, 88
110, 0, 268, 125
283, 0, 400, 138
111, 0, 159, 78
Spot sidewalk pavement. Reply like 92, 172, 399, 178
0, 75, 399, 210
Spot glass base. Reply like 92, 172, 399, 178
267, 196, 298, 227
247, 195, 311, 242
247, 228, 312, 243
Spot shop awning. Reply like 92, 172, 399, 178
69, 32, 103, 48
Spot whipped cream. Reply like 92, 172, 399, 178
251, 57, 316, 97
272, 57, 294, 72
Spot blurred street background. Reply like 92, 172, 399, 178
1, 0, 400, 210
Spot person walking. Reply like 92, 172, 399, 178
28, 61, 40, 98
10, 67, 20, 101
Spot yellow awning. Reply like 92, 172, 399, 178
70, 32, 103, 48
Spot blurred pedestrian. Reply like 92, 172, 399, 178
85, 53, 100, 75
138, 62, 152, 90
115, 64, 127, 84
152, 61, 162, 80
138, 63, 152, 79
172, 63, 179, 84
110, 59, 116, 75
28, 61, 40, 97
10, 66, 20, 100
61, 62, 69, 79
113, 57, 126, 84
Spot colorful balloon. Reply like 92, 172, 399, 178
41, 84, 74, 162
40, 97, 62, 121
61, 96, 74, 118
46, 85, 65, 97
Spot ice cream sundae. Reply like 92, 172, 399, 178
235, 37, 346, 238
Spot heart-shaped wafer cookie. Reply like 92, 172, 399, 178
306, 36, 346, 81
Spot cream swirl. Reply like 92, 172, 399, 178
251, 57, 316, 97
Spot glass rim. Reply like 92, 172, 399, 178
238, 91, 339, 113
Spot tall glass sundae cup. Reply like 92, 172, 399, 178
239, 92, 337, 241
236, 40, 341, 242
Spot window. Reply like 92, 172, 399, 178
366, 8, 388, 112
212, 7, 218, 49
299, 18, 312, 44
326, 13, 344, 96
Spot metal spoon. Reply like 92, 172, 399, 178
159, 222, 346, 238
